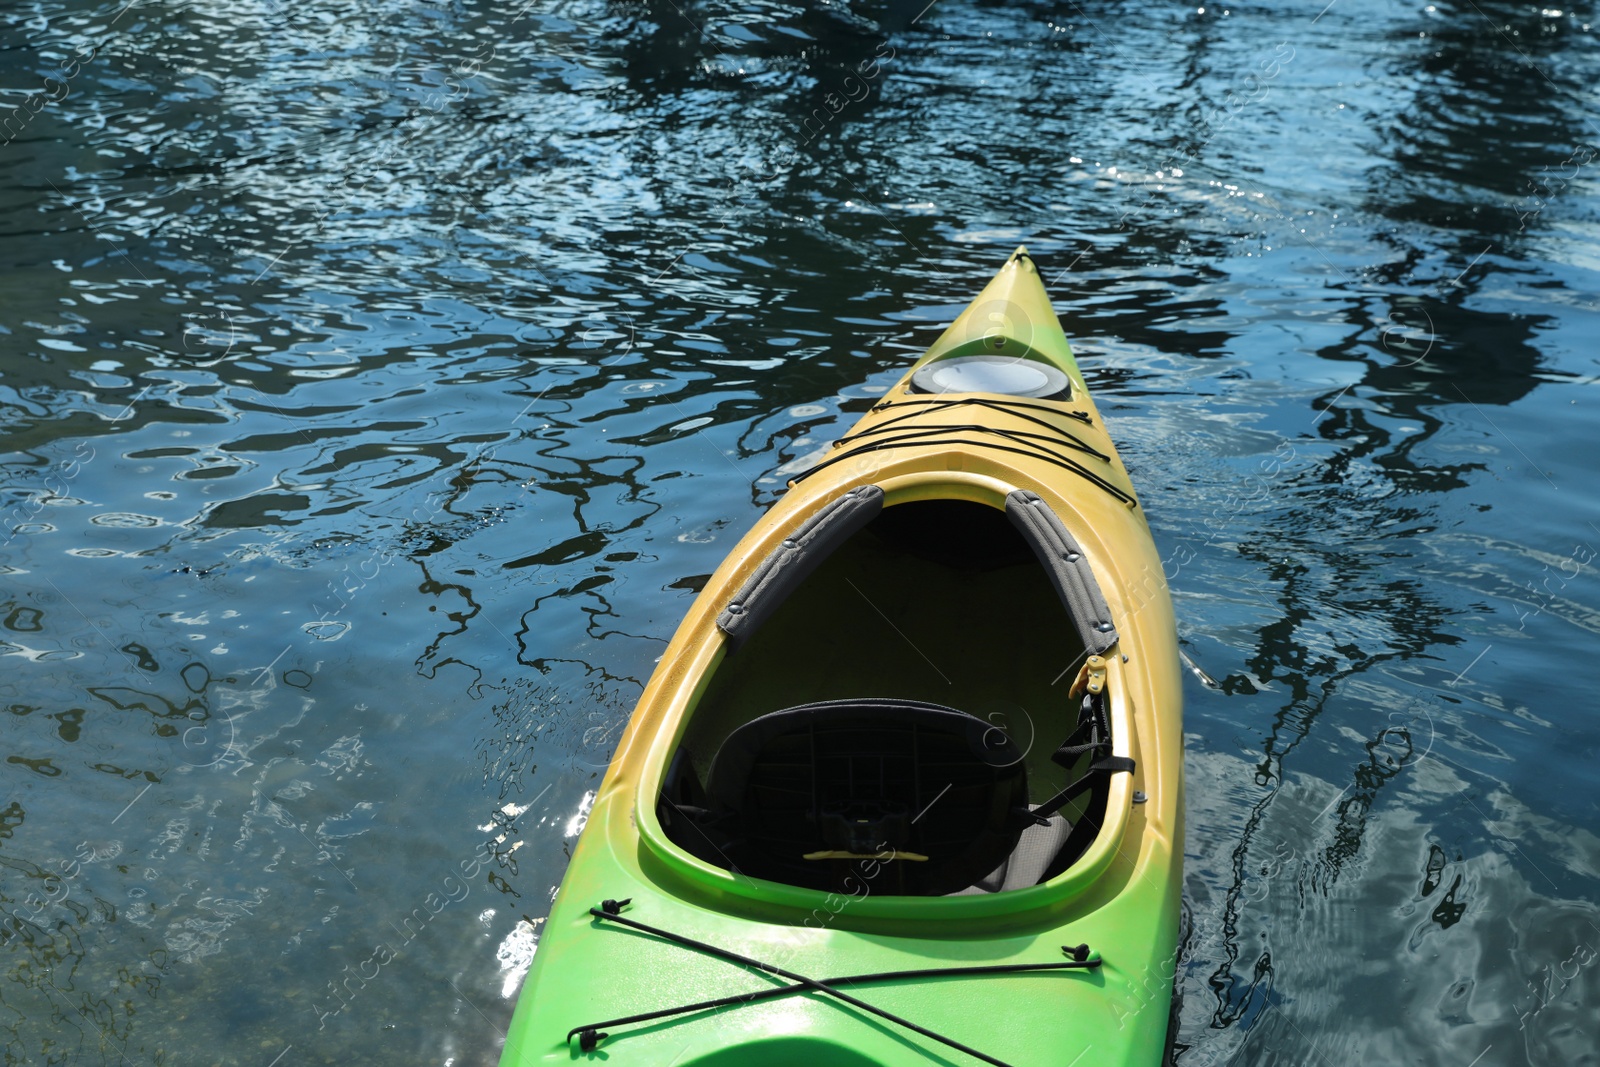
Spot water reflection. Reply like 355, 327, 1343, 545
1163, 3, 1599, 1060
3, 0, 1598, 1063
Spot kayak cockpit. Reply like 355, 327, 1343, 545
656, 491, 1127, 898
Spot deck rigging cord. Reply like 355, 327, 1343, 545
839, 422, 1108, 462
568, 898, 1102, 1065
872, 394, 1094, 427
794, 436, 1135, 506
858, 395, 1100, 450
789, 395, 1136, 507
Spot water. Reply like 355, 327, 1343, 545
2, 0, 1597, 1063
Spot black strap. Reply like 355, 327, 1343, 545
1050, 695, 1108, 768
1030, 756, 1137, 822
575, 900, 1031, 1067
1045, 687, 1115, 764
1052, 738, 1107, 764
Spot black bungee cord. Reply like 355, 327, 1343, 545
792, 434, 1137, 506
568, 898, 1102, 1067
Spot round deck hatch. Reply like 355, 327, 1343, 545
910, 355, 1070, 399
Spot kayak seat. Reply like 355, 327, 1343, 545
687, 699, 1031, 896
947, 814, 1073, 895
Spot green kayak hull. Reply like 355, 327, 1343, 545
499, 249, 1184, 1067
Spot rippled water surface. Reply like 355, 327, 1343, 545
3, 0, 1598, 1063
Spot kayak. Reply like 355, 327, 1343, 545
499, 248, 1184, 1067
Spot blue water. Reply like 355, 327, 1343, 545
2, 0, 1598, 1063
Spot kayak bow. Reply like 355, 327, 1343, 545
499, 248, 1184, 1067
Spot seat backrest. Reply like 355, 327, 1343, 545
703, 699, 1028, 895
